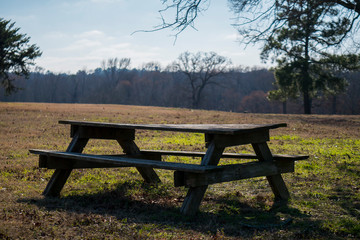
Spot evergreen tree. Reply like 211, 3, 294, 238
0, 18, 41, 95
262, 1, 360, 114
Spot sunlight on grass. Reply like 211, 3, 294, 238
1, 103, 359, 239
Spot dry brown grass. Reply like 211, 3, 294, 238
0, 102, 359, 239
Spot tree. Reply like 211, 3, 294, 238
229, 0, 360, 45
141, 61, 162, 72
156, 1, 360, 114
268, 64, 299, 114
261, 1, 360, 114
0, 18, 42, 95
152, 0, 207, 37
171, 51, 231, 108
240, 90, 271, 113
101, 57, 131, 87
157, 1, 360, 40
100, 57, 132, 103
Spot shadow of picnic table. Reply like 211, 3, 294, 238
19, 181, 323, 238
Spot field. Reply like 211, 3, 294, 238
0, 102, 359, 239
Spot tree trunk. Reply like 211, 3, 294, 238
303, 9, 312, 115
332, 95, 337, 114
192, 91, 198, 109
303, 90, 312, 114
282, 101, 287, 114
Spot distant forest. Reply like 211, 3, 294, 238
1, 66, 360, 114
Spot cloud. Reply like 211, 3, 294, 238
58, 30, 114, 53
44, 31, 69, 39
75, 30, 106, 38
225, 34, 239, 41
39, 28, 165, 72
220, 50, 246, 57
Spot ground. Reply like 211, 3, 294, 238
0, 102, 359, 239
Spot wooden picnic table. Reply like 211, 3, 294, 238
30, 120, 308, 215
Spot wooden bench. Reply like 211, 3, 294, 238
30, 149, 307, 188
140, 149, 309, 161
30, 120, 309, 215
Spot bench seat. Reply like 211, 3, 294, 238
30, 149, 307, 188
140, 149, 309, 161
30, 149, 216, 173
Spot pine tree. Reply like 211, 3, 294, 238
0, 18, 42, 95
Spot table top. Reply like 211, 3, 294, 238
59, 120, 287, 135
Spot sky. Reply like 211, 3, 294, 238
1, 0, 267, 73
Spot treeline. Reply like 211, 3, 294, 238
1, 66, 360, 114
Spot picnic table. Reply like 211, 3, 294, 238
30, 120, 308, 215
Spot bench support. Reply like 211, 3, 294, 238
180, 141, 225, 215
117, 139, 161, 184
252, 142, 290, 200
174, 160, 294, 187
42, 133, 88, 197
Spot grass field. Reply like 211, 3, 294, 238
0, 102, 359, 239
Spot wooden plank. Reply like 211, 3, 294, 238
174, 161, 294, 187
180, 141, 225, 216
66, 135, 89, 153
117, 139, 161, 184
180, 186, 208, 215
59, 120, 287, 135
39, 155, 48, 168
140, 150, 308, 161
252, 142, 290, 200
70, 125, 135, 140
205, 130, 269, 148
30, 149, 219, 173
41, 133, 89, 197
37, 153, 161, 169
42, 169, 72, 197
42, 156, 129, 169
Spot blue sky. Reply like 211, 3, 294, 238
1, 0, 266, 73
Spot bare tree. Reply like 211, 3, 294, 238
157, 1, 360, 40
101, 57, 131, 87
141, 61, 162, 72
171, 51, 231, 108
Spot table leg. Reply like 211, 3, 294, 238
180, 142, 225, 215
42, 133, 89, 197
252, 142, 290, 200
117, 139, 160, 184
